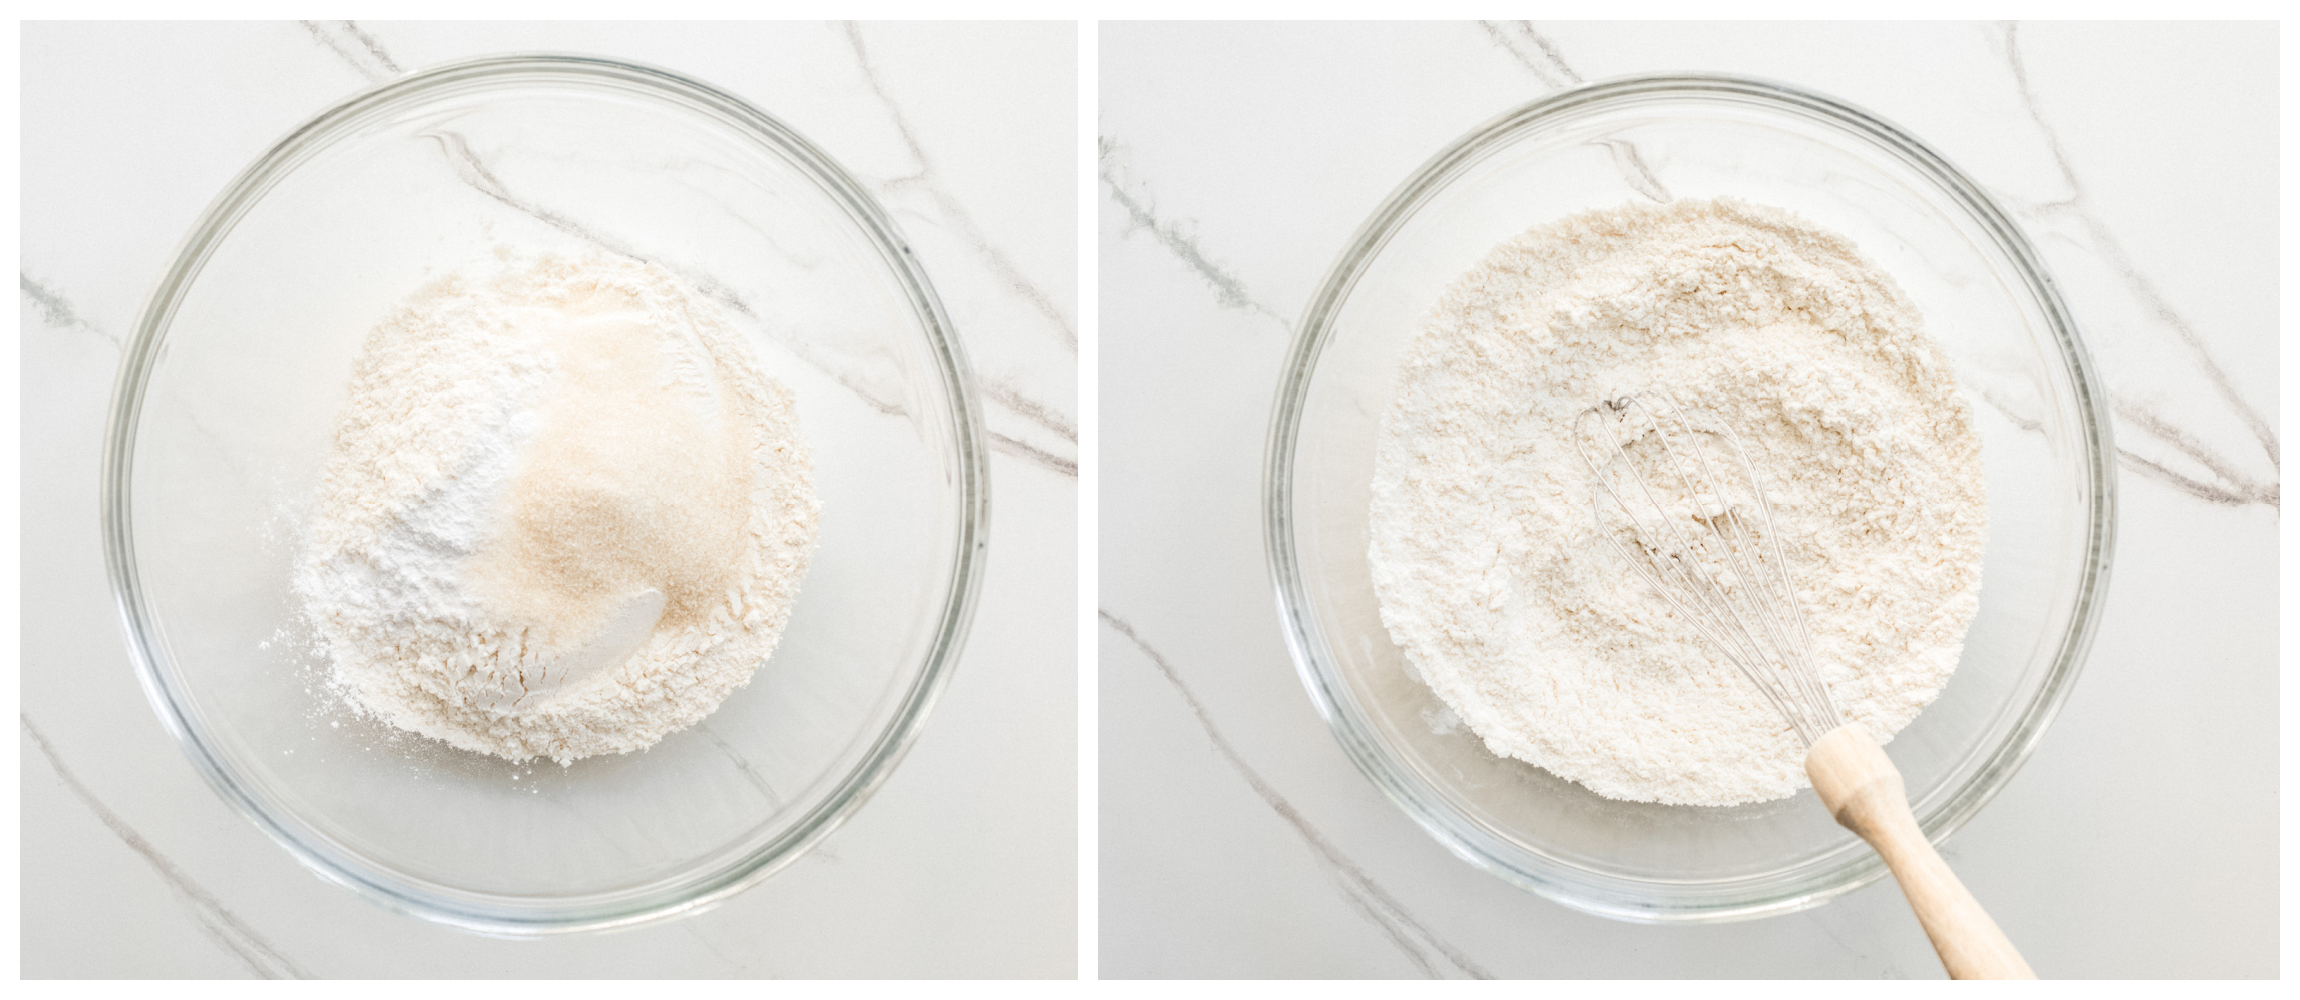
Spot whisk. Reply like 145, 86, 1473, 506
1575, 392, 2035, 981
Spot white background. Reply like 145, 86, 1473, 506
1098, 21, 2276, 979
21, 21, 1077, 978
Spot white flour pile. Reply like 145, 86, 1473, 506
296, 251, 818, 765
1369, 198, 1986, 806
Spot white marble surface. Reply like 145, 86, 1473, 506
22, 21, 1075, 978
1099, 21, 2276, 979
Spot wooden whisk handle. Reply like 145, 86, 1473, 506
1805, 726, 2037, 980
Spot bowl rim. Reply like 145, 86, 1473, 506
101, 51, 990, 936
1262, 71, 2117, 923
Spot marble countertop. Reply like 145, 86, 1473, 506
22, 21, 1075, 978
1098, 21, 2276, 978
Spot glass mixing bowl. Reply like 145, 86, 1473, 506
1264, 74, 2114, 922
103, 54, 987, 934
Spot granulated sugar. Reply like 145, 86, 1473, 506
295, 251, 818, 765
1369, 198, 1986, 806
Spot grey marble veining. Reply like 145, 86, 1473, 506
1481, 21, 1674, 205
1098, 138, 1291, 326
1099, 20, 2274, 979
848, 24, 1077, 356
294, 24, 1082, 483
1992, 23, 2278, 509
19, 274, 123, 352
329, 20, 1081, 481
1101, 613, 1491, 980
301, 20, 402, 84
23, 21, 1076, 978
23, 718, 311, 980
19, 16, 2280, 982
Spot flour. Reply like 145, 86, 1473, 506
295, 251, 819, 765
1369, 198, 1986, 806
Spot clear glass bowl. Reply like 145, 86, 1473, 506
103, 54, 988, 934
1264, 74, 2115, 922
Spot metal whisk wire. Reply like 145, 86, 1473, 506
1573, 393, 1844, 747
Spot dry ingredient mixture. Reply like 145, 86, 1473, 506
1369, 198, 1986, 806
295, 251, 818, 765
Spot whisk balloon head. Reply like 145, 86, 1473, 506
1572, 392, 1844, 747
